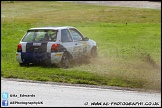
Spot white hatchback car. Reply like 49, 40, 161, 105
16, 26, 97, 68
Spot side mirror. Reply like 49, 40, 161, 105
83, 37, 89, 41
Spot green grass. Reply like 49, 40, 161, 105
1, 1, 161, 90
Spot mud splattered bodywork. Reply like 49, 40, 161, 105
16, 26, 97, 68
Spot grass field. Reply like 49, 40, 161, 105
1, 1, 161, 90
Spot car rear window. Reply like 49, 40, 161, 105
22, 30, 57, 42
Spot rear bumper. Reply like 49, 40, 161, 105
16, 52, 23, 63
16, 52, 63, 64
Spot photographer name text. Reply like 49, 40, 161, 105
10, 94, 35, 98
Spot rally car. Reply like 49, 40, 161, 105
16, 26, 97, 68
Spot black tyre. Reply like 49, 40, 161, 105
19, 62, 29, 66
91, 47, 97, 58
19, 63, 25, 66
59, 52, 70, 68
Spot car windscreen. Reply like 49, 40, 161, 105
22, 30, 57, 42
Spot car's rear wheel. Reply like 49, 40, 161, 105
19, 63, 25, 66
91, 47, 97, 58
59, 52, 70, 68
19, 62, 29, 66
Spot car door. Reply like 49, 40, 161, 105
69, 28, 87, 58
60, 29, 74, 57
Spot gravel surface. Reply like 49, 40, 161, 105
63, 1, 161, 9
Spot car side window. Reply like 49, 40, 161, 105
69, 29, 83, 41
61, 29, 73, 42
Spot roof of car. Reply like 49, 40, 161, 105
29, 26, 75, 30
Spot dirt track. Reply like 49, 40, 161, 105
63, 1, 161, 9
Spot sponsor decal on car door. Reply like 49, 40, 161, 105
73, 41, 83, 58
69, 28, 87, 58
82, 41, 88, 55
